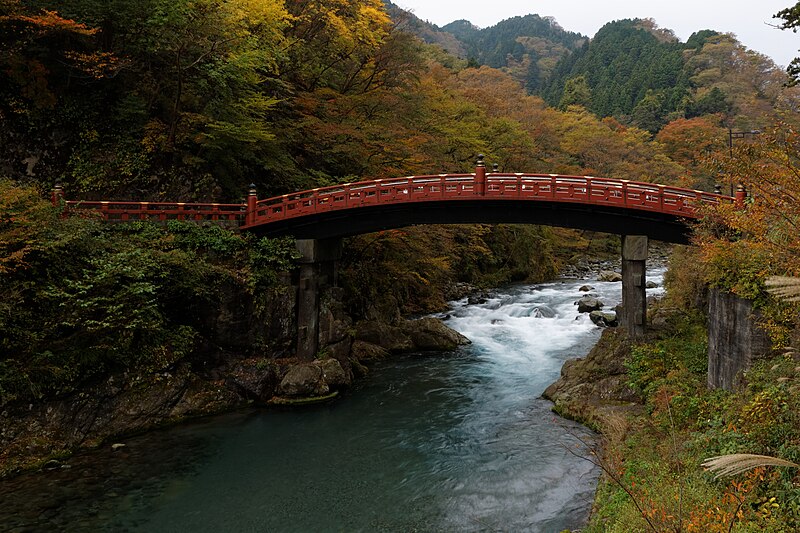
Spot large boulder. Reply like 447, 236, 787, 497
354, 317, 470, 353
354, 321, 414, 353
351, 340, 390, 361
598, 270, 623, 282
543, 329, 643, 427
576, 296, 604, 313
401, 317, 471, 351
229, 359, 279, 402
316, 358, 351, 389
277, 365, 329, 397
590, 311, 618, 328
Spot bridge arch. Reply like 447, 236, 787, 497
243, 162, 727, 244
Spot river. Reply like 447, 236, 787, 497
1, 271, 664, 532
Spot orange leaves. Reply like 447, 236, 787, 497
1, 4, 109, 107
3, 9, 96, 37
656, 117, 726, 169
62, 51, 126, 79
696, 122, 800, 279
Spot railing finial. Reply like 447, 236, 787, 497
735, 184, 747, 209
475, 155, 486, 196
713, 184, 722, 195
51, 181, 64, 208
246, 183, 258, 226
492, 163, 499, 173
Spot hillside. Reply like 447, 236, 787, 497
384, 5, 794, 134
384, 2, 585, 90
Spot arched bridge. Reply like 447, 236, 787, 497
244, 169, 727, 245
57, 159, 739, 351
59, 159, 734, 245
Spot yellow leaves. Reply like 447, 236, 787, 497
291, 0, 389, 46
0, 181, 58, 276
220, 0, 291, 44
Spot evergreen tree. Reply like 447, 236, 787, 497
559, 75, 592, 109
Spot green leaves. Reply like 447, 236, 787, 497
0, 184, 298, 405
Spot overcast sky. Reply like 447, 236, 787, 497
395, 0, 799, 67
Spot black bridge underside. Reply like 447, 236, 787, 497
247, 200, 697, 244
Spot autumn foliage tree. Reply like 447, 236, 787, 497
698, 122, 800, 276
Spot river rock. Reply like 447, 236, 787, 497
590, 311, 618, 327
579, 285, 594, 292
646, 281, 659, 289
354, 321, 414, 352
543, 329, 643, 427
351, 340, 390, 361
277, 365, 329, 397
598, 270, 623, 282
315, 358, 351, 389
354, 317, 470, 353
229, 358, 280, 402
401, 317, 471, 351
467, 294, 489, 305
575, 296, 604, 313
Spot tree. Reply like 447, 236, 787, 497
631, 90, 666, 134
655, 116, 726, 189
2, 0, 292, 198
775, 3, 800, 85
559, 75, 592, 109
697, 122, 800, 276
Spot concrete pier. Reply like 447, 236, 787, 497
295, 238, 342, 360
621, 235, 648, 337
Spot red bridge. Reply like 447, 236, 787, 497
54, 157, 742, 345
57, 158, 735, 244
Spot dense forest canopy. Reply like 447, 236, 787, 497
3, 0, 799, 201
5, 2, 800, 529
2, 0, 800, 383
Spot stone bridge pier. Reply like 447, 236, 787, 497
295, 238, 342, 360
620, 235, 648, 337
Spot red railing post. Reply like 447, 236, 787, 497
735, 184, 747, 209
50, 182, 63, 206
247, 183, 257, 225
475, 154, 486, 196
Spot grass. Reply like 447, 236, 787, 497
582, 312, 800, 532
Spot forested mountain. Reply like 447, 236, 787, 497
442, 14, 586, 91
540, 19, 790, 133
542, 20, 696, 124
384, 6, 796, 134
384, 2, 585, 91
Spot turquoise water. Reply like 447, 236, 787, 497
2, 273, 664, 532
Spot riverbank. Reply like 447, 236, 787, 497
0, 307, 471, 478
0, 275, 611, 532
546, 300, 800, 531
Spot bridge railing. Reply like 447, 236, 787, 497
54, 163, 732, 230
247, 172, 729, 227
64, 200, 246, 223
250, 174, 476, 224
